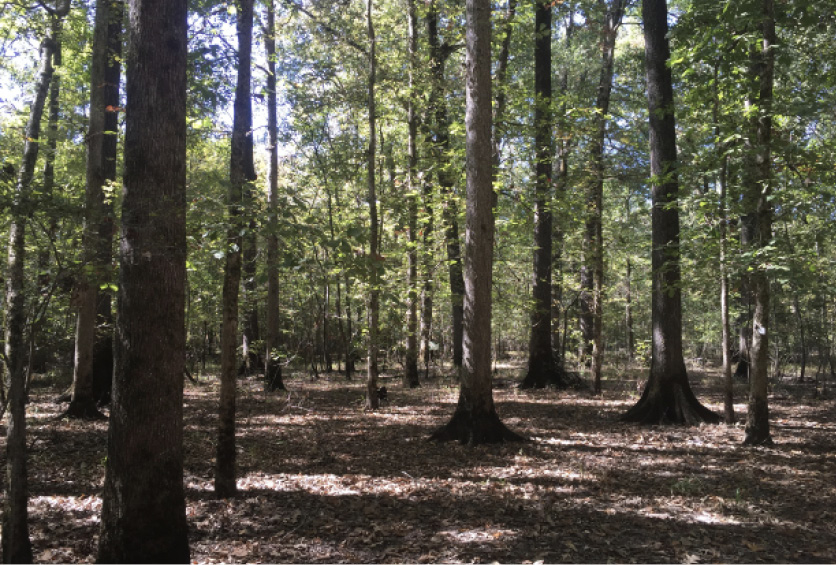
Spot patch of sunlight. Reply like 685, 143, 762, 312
436, 526, 517, 544
238, 471, 421, 497
31, 495, 101, 518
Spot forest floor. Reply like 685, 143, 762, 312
9, 359, 836, 563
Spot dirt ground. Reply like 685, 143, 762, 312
9, 363, 836, 563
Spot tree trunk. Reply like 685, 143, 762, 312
264, 0, 285, 392
97, 0, 190, 560
743, 0, 776, 446
365, 0, 380, 410
621, 0, 719, 425
2, 18, 64, 563
70, 0, 122, 419
521, 0, 559, 389
431, 0, 523, 445
404, 0, 420, 388
587, 0, 625, 394
216, 0, 256, 498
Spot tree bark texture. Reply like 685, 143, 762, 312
216, 0, 256, 498
71, 0, 122, 419
264, 0, 285, 392
431, 0, 522, 444
743, 0, 776, 446
521, 0, 558, 389
622, 0, 719, 425
404, 0, 420, 388
365, 0, 380, 410
97, 0, 190, 560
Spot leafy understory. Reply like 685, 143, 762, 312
10, 367, 836, 564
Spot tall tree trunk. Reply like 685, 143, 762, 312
743, 0, 776, 446
431, 0, 523, 444
588, 0, 625, 393
216, 0, 256, 498
97, 0, 190, 560
404, 0, 421, 388
365, 0, 380, 410
715, 62, 735, 424
425, 1, 464, 370
521, 0, 559, 389
621, 0, 718, 425
264, 0, 285, 391
2, 12, 66, 560
70, 0, 122, 419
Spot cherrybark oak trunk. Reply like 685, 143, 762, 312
365, 0, 380, 410
404, 0, 420, 388
743, 0, 776, 446
70, 0, 122, 419
216, 0, 256, 497
264, 0, 285, 392
621, 0, 719, 425
521, 0, 559, 389
96, 0, 190, 560
430, 0, 523, 444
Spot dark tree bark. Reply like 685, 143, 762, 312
621, 0, 719, 425
2, 10, 66, 560
364, 0, 380, 410
404, 0, 420, 388
520, 0, 560, 389
430, 0, 523, 445
69, 0, 123, 419
97, 0, 190, 560
264, 0, 285, 392
743, 0, 776, 446
216, 0, 256, 498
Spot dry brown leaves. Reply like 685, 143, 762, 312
4, 366, 836, 563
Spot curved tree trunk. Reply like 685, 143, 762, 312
216, 0, 256, 498
264, 0, 285, 392
431, 0, 523, 445
622, 0, 719, 426
97, 0, 190, 560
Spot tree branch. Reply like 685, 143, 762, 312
280, 0, 367, 55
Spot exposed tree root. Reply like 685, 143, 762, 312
621, 379, 720, 425
58, 398, 107, 421
430, 407, 526, 445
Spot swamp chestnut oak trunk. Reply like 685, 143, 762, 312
621, 0, 718, 425
430, 0, 522, 444
69, 0, 123, 419
217, 0, 256, 497
97, 0, 190, 560
404, 0, 420, 388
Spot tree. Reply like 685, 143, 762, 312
69, 0, 123, 419
621, 0, 719, 425
3, 3, 70, 561
520, 0, 560, 389
403, 0, 420, 388
216, 0, 256, 497
97, 0, 190, 560
264, 0, 285, 392
430, 0, 523, 444
743, 0, 776, 446
364, 0, 380, 410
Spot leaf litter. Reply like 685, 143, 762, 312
5, 366, 836, 563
